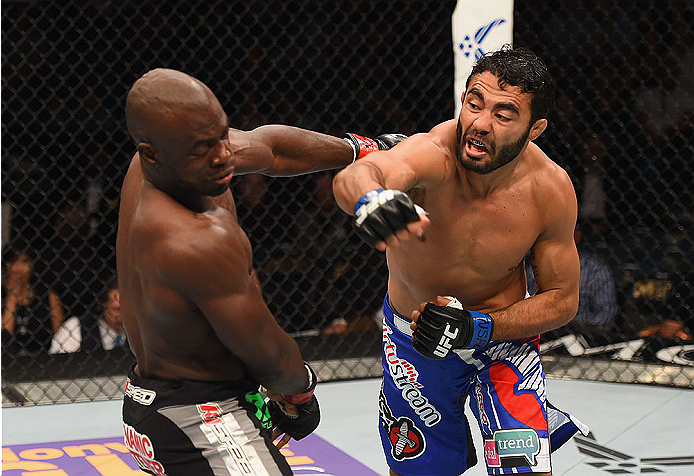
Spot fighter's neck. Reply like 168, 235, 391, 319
461, 155, 525, 198
140, 174, 212, 213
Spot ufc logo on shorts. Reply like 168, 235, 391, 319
434, 324, 459, 358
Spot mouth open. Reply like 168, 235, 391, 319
466, 137, 489, 157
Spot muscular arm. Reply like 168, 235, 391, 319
231, 125, 354, 177
332, 132, 445, 214
158, 228, 309, 395
490, 170, 580, 340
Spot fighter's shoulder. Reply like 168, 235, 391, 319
405, 119, 456, 153
528, 144, 574, 195
138, 200, 244, 272
526, 143, 577, 222
390, 120, 455, 169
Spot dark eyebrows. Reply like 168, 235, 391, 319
495, 102, 520, 116
467, 87, 521, 116
468, 87, 484, 102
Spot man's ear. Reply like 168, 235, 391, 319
137, 143, 157, 165
528, 118, 548, 142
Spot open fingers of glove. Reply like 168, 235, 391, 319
411, 308, 421, 322
384, 233, 402, 249
381, 198, 417, 235
416, 301, 429, 314
413, 318, 439, 342
361, 215, 393, 247
283, 402, 298, 417
410, 309, 421, 334
406, 212, 430, 239
394, 227, 412, 244
266, 390, 283, 402
419, 305, 448, 332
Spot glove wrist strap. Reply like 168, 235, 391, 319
354, 189, 384, 214
345, 133, 380, 160
283, 362, 317, 405
343, 137, 358, 163
467, 311, 494, 349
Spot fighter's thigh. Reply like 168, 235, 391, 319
469, 357, 551, 475
380, 322, 476, 475
124, 398, 291, 476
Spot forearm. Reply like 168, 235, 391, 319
250, 125, 354, 176
333, 160, 387, 215
489, 290, 578, 340
251, 336, 311, 396
257, 360, 310, 396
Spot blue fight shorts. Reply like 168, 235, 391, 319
379, 296, 554, 475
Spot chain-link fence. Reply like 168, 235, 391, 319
2, 0, 693, 405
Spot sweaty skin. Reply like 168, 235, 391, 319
118, 69, 354, 395
333, 71, 580, 342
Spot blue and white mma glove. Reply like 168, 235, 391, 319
353, 189, 423, 248
412, 297, 494, 359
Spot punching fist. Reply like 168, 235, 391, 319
344, 133, 408, 161
353, 189, 427, 250
411, 296, 494, 359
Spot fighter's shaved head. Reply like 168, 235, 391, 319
125, 68, 214, 145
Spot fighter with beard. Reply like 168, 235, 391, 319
333, 46, 587, 475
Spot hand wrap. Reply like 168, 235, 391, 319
353, 189, 422, 248
412, 297, 493, 359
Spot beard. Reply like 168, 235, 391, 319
456, 119, 530, 174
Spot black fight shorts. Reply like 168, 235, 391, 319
122, 365, 292, 476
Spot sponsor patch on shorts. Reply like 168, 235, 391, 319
383, 322, 442, 427
379, 390, 426, 461
123, 422, 166, 475
484, 428, 541, 468
124, 378, 156, 405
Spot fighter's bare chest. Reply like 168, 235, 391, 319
408, 190, 539, 278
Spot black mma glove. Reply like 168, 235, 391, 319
344, 133, 408, 161
268, 394, 320, 441
353, 189, 423, 248
268, 362, 320, 440
412, 297, 494, 359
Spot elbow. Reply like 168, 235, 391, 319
558, 294, 579, 328
259, 368, 307, 395
540, 290, 578, 332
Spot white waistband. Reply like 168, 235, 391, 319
392, 314, 413, 337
